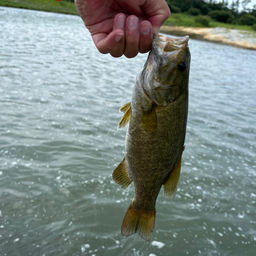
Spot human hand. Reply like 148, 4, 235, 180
75, 0, 170, 58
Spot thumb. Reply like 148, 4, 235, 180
145, 0, 171, 35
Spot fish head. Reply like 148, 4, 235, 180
141, 35, 191, 106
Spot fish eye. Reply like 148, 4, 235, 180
178, 62, 187, 72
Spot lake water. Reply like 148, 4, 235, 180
0, 7, 256, 256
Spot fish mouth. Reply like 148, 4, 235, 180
141, 35, 190, 107
153, 35, 189, 53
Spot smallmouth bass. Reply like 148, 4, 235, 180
112, 35, 191, 241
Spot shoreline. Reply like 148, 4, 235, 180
1, 5, 256, 51
160, 26, 256, 51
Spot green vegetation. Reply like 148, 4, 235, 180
164, 13, 212, 27
0, 0, 78, 15
164, 12, 254, 31
166, 0, 256, 30
195, 15, 211, 27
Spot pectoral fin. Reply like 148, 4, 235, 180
142, 107, 157, 132
163, 156, 182, 199
118, 105, 131, 129
112, 158, 132, 189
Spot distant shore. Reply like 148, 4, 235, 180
0, 0, 78, 15
160, 26, 256, 51
1, 4, 256, 51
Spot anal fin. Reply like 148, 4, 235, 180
163, 155, 182, 199
112, 158, 132, 189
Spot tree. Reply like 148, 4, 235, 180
222, 0, 229, 9
208, 9, 234, 22
231, 1, 236, 12
241, 0, 251, 11
238, 13, 256, 24
235, 0, 240, 12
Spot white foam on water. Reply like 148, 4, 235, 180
151, 241, 165, 249
207, 238, 216, 248
81, 244, 90, 253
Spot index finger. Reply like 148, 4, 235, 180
143, 0, 171, 35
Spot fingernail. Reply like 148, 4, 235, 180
141, 25, 150, 35
115, 32, 123, 42
117, 14, 125, 28
128, 16, 138, 30
152, 26, 160, 35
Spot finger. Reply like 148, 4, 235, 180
139, 20, 153, 54
111, 13, 126, 58
124, 15, 140, 58
144, 0, 171, 35
92, 29, 124, 54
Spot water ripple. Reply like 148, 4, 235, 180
0, 7, 256, 256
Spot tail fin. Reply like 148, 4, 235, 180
121, 204, 156, 241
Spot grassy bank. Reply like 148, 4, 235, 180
0, 0, 78, 15
164, 13, 254, 32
